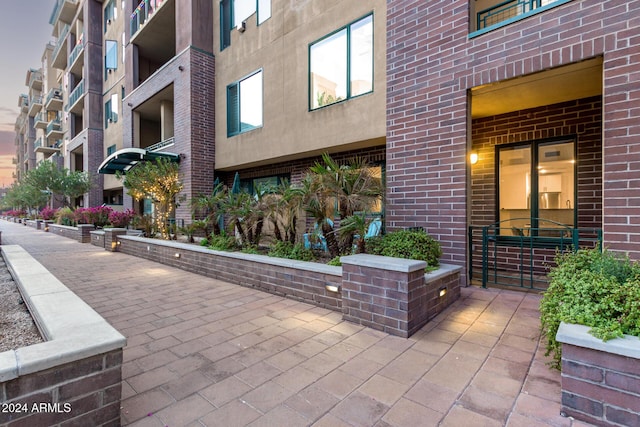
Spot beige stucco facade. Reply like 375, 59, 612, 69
214, 0, 387, 171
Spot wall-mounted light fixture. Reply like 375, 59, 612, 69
438, 286, 447, 298
178, 65, 184, 72
174, 253, 181, 258
469, 151, 479, 165
325, 284, 340, 293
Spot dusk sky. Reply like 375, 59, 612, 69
0, 0, 56, 188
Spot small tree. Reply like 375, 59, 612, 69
118, 158, 183, 240
22, 160, 92, 208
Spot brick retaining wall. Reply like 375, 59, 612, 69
117, 236, 343, 310
48, 224, 95, 244
556, 322, 640, 426
0, 350, 123, 426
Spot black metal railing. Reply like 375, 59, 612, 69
469, 218, 602, 290
477, 0, 552, 30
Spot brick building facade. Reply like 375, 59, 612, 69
386, 0, 640, 277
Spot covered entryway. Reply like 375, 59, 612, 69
468, 58, 604, 289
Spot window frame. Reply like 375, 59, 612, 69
220, 0, 233, 51
226, 69, 264, 137
308, 13, 374, 111
495, 136, 577, 239
105, 40, 118, 80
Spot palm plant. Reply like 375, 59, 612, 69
305, 153, 383, 256
192, 181, 226, 236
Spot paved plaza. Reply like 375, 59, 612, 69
1, 221, 594, 426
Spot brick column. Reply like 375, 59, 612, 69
341, 254, 426, 338
104, 228, 128, 252
77, 224, 96, 243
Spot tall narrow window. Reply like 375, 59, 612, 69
227, 70, 263, 137
105, 40, 117, 79
110, 93, 119, 123
220, 0, 232, 50
104, 99, 112, 128
497, 138, 575, 237
104, 0, 115, 33
258, 0, 271, 24
309, 14, 373, 110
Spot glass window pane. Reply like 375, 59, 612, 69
310, 29, 347, 109
350, 15, 373, 97
106, 40, 117, 69
258, 0, 271, 24
538, 141, 574, 228
240, 71, 263, 131
234, 0, 256, 28
498, 145, 531, 235
227, 84, 239, 135
220, 0, 232, 50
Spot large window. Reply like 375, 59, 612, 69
240, 173, 290, 194
104, 94, 119, 128
227, 70, 263, 137
104, 0, 117, 33
220, 0, 271, 51
497, 138, 575, 236
309, 14, 373, 110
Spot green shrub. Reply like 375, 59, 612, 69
207, 232, 237, 251
55, 207, 76, 226
327, 256, 342, 266
268, 241, 315, 262
540, 247, 640, 370
366, 229, 442, 268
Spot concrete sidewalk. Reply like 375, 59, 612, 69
1, 221, 593, 426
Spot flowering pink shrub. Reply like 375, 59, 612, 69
108, 209, 135, 228
5, 210, 26, 217
74, 206, 113, 227
40, 207, 57, 221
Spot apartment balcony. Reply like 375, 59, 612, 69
34, 112, 48, 129
28, 96, 43, 117
50, 0, 78, 25
19, 95, 29, 113
52, 24, 70, 70
27, 70, 43, 91
474, 0, 568, 32
45, 87, 64, 111
11, 158, 17, 165
130, 0, 175, 71
66, 79, 85, 114
46, 118, 64, 139
147, 136, 175, 152
35, 138, 62, 156
68, 36, 84, 76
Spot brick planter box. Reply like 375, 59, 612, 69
115, 236, 462, 335
556, 322, 640, 426
0, 245, 126, 427
48, 224, 95, 243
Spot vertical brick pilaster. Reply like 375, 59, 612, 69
341, 254, 426, 338
104, 228, 127, 251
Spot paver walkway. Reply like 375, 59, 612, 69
1, 221, 595, 426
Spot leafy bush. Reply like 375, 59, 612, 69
540, 247, 640, 370
207, 232, 238, 251
366, 230, 442, 268
56, 207, 76, 226
327, 256, 342, 266
40, 207, 57, 221
75, 206, 112, 227
108, 209, 135, 228
268, 241, 315, 262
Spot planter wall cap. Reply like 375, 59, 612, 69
90, 230, 106, 236
425, 263, 462, 283
556, 322, 640, 359
118, 235, 343, 276
0, 350, 18, 382
0, 245, 126, 379
340, 254, 427, 273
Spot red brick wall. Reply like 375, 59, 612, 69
561, 344, 640, 426
0, 350, 122, 427
386, 0, 640, 265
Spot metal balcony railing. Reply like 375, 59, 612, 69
46, 118, 62, 135
130, 0, 165, 37
146, 136, 175, 152
477, 0, 555, 30
52, 24, 70, 60
66, 79, 85, 111
30, 96, 43, 106
68, 38, 84, 66
34, 138, 43, 149
28, 71, 43, 87
46, 87, 63, 104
